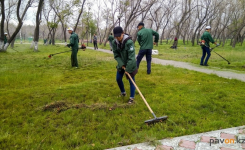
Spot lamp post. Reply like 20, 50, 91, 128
117, 14, 122, 26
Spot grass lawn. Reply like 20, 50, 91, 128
99, 40, 245, 72
0, 44, 245, 149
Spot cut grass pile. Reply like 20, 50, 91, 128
0, 44, 245, 149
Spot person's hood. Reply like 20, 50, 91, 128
115, 34, 130, 44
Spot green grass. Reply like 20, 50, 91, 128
0, 44, 245, 149
99, 40, 245, 72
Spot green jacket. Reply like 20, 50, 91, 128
201, 31, 215, 47
4, 35, 7, 44
67, 32, 79, 51
137, 27, 159, 50
112, 34, 137, 73
108, 35, 114, 42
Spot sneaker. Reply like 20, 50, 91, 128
118, 93, 126, 97
128, 98, 134, 104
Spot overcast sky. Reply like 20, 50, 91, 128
20, 0, 105, 26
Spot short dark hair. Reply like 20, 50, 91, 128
137, 22, 144, 28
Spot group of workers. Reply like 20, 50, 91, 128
2, 23, 216, 104
66, 23, 217, 104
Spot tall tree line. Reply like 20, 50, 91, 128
1, 0, 245, 52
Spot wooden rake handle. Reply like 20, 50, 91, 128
124, 71, 154, 114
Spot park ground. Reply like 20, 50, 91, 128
0, 42, 245, 149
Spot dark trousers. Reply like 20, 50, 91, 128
93, 41, 98, 49
136, 49, 152, 74
116, 70, 135, 98
200, 46, 211, 65
71, 49, 78, 67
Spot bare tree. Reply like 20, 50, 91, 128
43, 2, 58, 45
0, 0, 35, 52
123, 0, 157, 32
73, 0, 86, 32
172, 0, 195, 48
149, 0, 177, 44
102, 0, 119, 46
50, 0, 74, 44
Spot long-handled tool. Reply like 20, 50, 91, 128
48, 50, 71, 58
210, 45, 230, 64
124, 71, 168, 125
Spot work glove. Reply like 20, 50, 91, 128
125, 68, 138, 80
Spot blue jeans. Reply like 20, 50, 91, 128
200, 46, 211, 65
136, 49, 152, 74
116, 70, 135, 99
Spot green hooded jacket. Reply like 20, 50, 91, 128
137, 27, 159, 50
201, 31, 215, 47
112, 34, 137, 73
67, 32, 79, 51
108, 35, 114, 42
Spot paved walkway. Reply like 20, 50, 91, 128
106, 126, 245, 150
92, 48, 245, 82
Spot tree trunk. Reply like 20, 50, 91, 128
232, 25, 245, 47
11, 37, 15, 49
0, 0, 6, 51
51, 29, 56, 45
222, 32, 226, 47
33, 0, 44, 52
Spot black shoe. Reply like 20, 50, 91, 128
204, 64, 209, 66
118, 93, 126, 97
200, 64, 204, 66
128, 98, 134, 104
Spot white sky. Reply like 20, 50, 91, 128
20, 0, 105, 26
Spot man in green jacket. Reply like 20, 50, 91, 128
200, 26, 218, 66
136, 22, 159, 74
108, 33, 114, 51
4, 32, 8, 44
112, 26, 138, 104
67, 27, 79, 68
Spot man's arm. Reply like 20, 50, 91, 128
67, 35, 75, 47
152, 29, 159, 44
137, 32, 141, 46
208, 33, 215, 44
